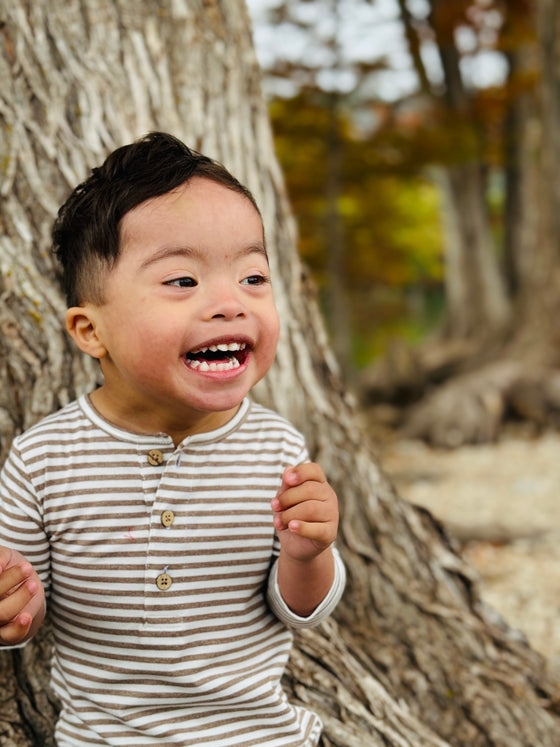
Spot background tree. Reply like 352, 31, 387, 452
410, 0, 512, 341
1, 1, 560, 746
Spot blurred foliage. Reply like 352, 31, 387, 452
270, 90, 445, 368
271, 93, 444, 288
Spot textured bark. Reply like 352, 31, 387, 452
1, 2, 560, 746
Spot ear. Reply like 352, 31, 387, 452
65, 306, 107, 359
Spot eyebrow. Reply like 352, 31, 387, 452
139, 243, 269, 271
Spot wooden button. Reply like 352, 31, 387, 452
161, 510, 174, 527
147, 449, 164, 466
156, 572, 172, 590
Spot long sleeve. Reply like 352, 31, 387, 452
0, 442, 51, 597
266, 545, 346, 629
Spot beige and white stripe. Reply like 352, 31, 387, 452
0, 396, 344, 746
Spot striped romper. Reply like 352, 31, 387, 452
0, 395, 345, 746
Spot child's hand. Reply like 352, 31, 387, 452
0, 547, 44, 646
271, 463, 339, 563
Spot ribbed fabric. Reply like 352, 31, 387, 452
0, 396, 344, 746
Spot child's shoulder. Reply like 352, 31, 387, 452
244, 400, 306, 448
246, 400, 299, 430
13, 398, 87, 450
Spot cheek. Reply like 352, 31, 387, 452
270, 315, 280, 352
260, 313, 280, 367
106, 312, 171, 362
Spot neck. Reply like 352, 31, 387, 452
89, 387, 241, 446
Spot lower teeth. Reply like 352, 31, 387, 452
188, 358, 241, 372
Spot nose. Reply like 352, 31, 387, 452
205, 283, 247, 321
211, 304, 245, 321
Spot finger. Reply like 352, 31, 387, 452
0, 547, 32, 573
0, 563, 33, 597
274, 480, 337, 515
280, 517, 336, 546
0, 546, 12, 573
0, 579, 38, 626
276, 495, 331, 523
273, 482, 320, 513
0, 612, 33, 645
281, 463, 326, 490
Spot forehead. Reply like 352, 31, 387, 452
120, 177, 263, 248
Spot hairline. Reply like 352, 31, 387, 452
75, 175, 263, 307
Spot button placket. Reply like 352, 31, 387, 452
146, 447, 183, 593
143, 446, 171, 593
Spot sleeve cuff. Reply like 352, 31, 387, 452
266, 546, 346, 629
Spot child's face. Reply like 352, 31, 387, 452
78, 177, 280, 437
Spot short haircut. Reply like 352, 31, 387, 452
52, 132, 260, 307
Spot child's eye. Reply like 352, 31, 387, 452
165, 277, 197, 288
241, 274, 270, 286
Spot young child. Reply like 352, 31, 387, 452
0, 132, 345, 746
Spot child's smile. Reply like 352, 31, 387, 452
69, 177, 280, 442
185, 338, 250, 373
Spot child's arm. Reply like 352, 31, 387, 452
271, 463, 339, 617
0, 547, 45, 646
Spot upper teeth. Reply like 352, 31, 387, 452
191, 342, 246, 354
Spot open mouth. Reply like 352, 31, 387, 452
185, 342, 249, 372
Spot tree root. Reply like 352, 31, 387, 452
361, 339, 560, 446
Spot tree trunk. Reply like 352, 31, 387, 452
537, 0, 560, 257
502, 2, 541, 301
429, 0, 511, 340
437, 164, 511, 340
1, 2, 560, 746
324, 89, 351, 381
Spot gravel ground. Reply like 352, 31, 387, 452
378, 431, 560, 671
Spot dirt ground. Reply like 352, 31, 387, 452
378, 430, 560, 673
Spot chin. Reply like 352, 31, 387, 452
189, 389, 249, 415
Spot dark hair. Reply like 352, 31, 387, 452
52, 132, 260, 307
